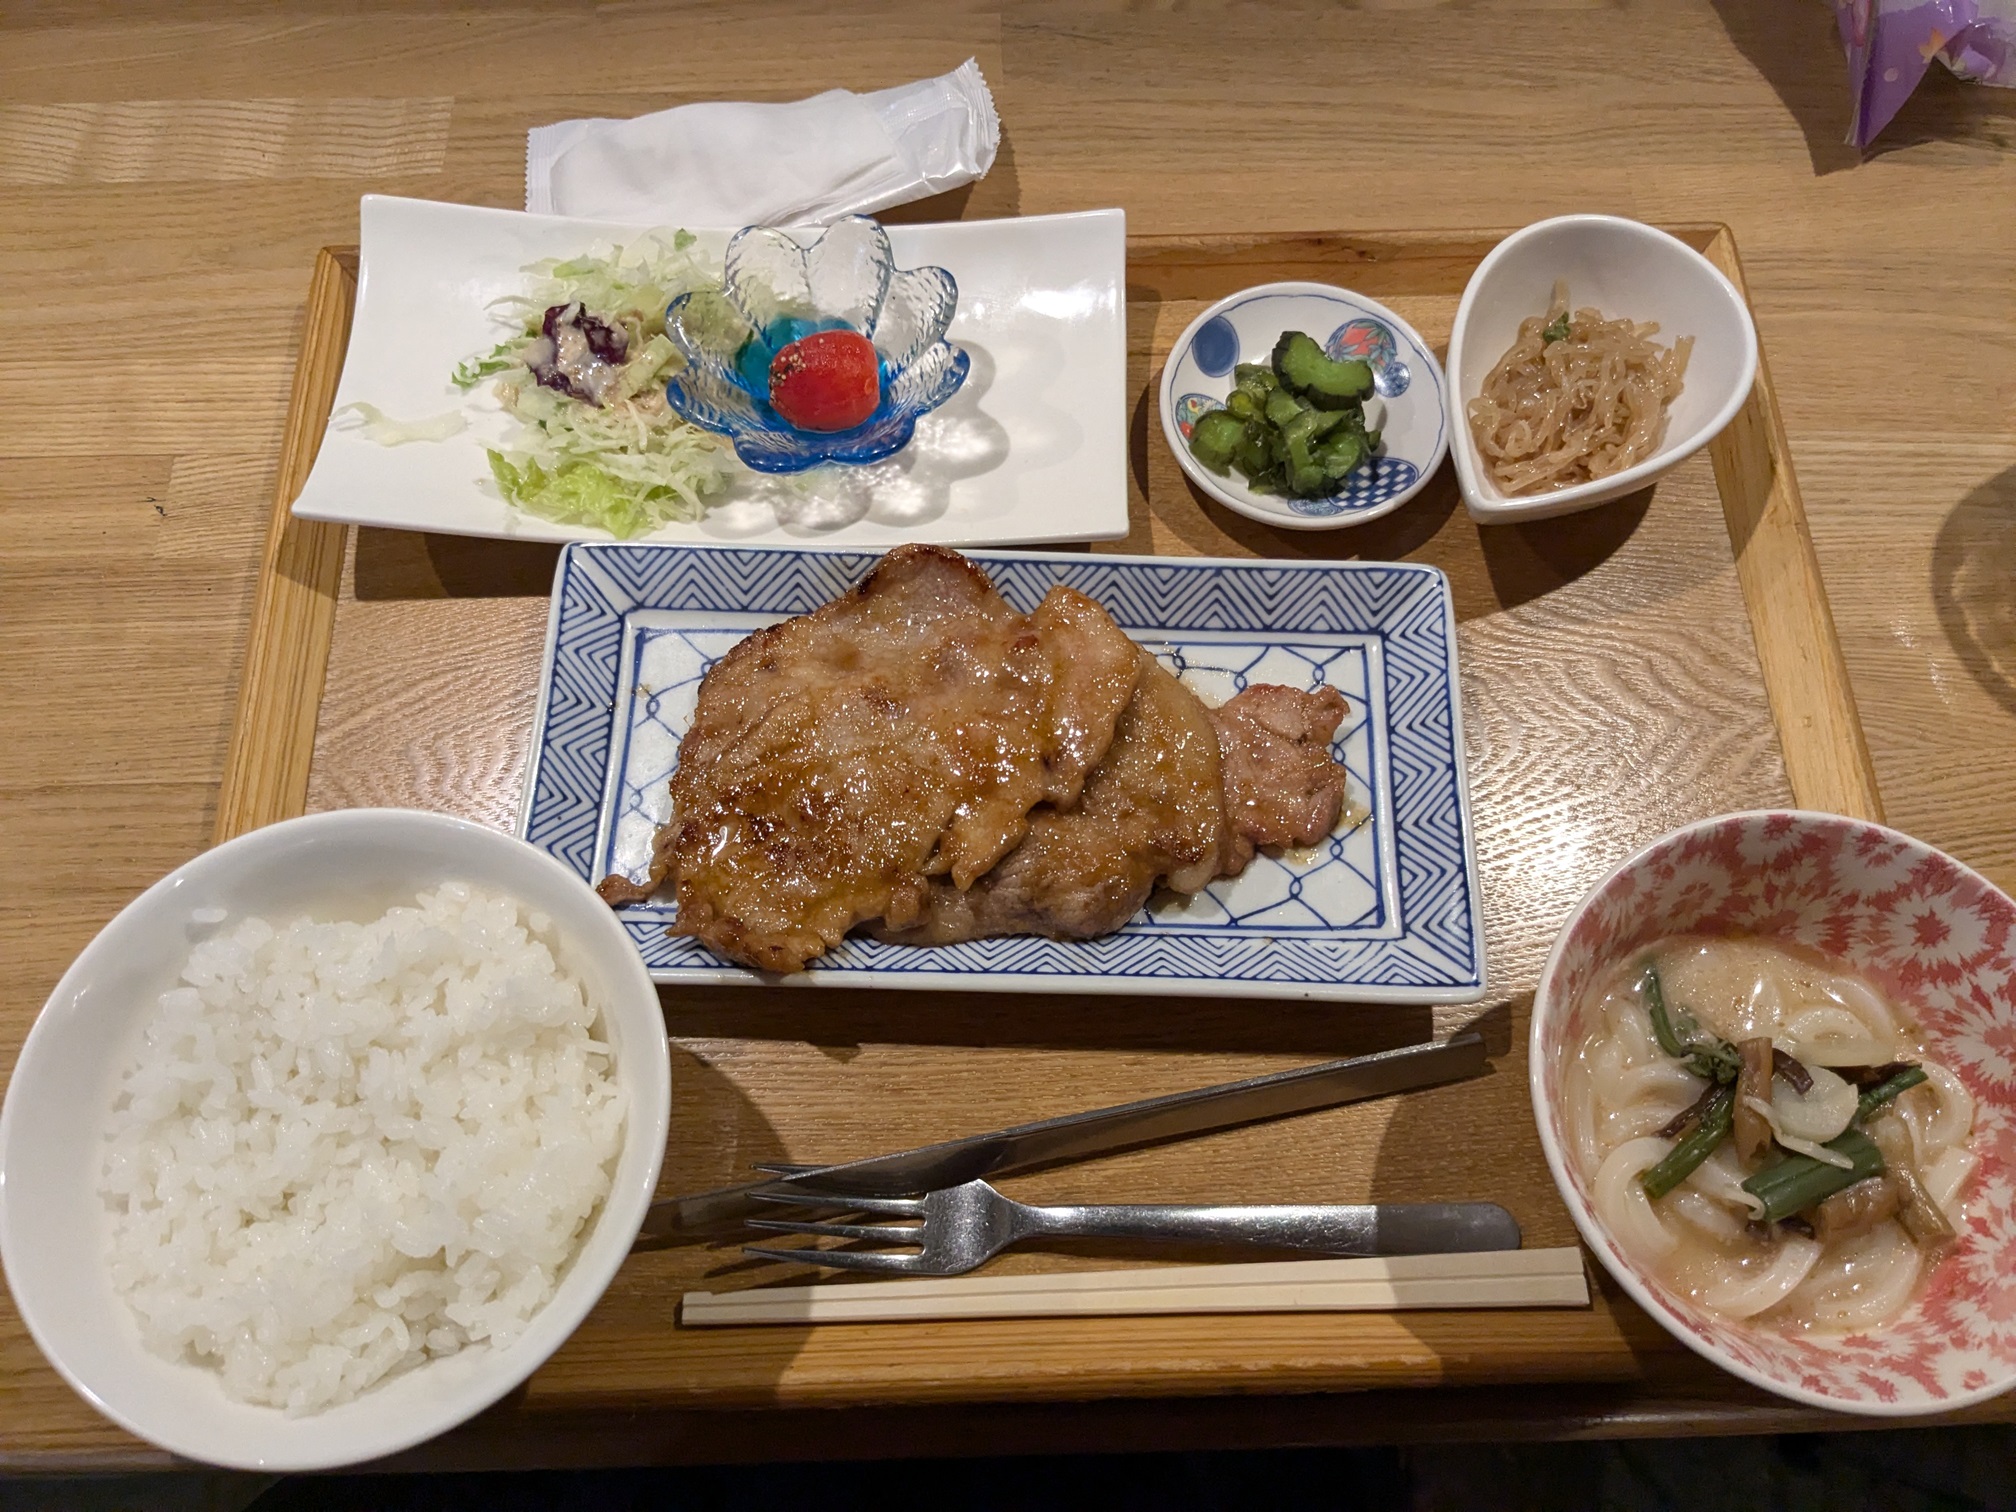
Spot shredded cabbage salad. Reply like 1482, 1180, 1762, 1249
337, 401, 468, 445
455, 230, 737, 539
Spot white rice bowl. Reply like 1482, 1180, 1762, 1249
102, 884, 626, 1415
0, 810, 670, 1471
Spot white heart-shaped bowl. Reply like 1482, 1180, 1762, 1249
1532, 810, 2016, 1416
1158, 282, 1447, 531
1448, 215, 1758, 524
0, 810, 670, 1470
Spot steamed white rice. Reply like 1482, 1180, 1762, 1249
100, 882, 626, 1414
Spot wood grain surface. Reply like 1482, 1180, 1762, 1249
7, 0, 2016, 1470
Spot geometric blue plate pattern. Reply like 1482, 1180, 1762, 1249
521, 543, 1485, 1003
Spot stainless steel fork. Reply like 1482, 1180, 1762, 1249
744, 1179, 1520, 1276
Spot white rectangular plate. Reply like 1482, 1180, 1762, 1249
520, 544, 1486, 1003
293, 196, 1130, 548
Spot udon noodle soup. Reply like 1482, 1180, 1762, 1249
1466, 281, 1691, 495
1564, 936, 1975, 1333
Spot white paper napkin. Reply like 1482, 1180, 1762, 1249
526, 60, 1000, 225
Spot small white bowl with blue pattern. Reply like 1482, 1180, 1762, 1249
1159, 282, 1448, 531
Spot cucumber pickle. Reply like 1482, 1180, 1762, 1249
1184, 328, 1379, 500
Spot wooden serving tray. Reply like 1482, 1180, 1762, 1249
212, 226, 1903, 1453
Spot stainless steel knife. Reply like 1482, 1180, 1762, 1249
639, 1031, 1489, 1243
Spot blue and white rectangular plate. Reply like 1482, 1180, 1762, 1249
520, 544, 1486, 1003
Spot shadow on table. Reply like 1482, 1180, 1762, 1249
1707, 0, 1863, 176
1861, 61, 2016, 158
641, 996, 1516, 1282
1367, 995, 1532, 1226
657, 979, 1435, 1059
880, 120, 1023, 224
1932, 460, 2016, 721
1710, 0, 2016, 174
580, 980, 1473, 1405
1366, 991, 1682, 1383
353, 528, 560, 601
1128, 382, 1656, 621
69, 1419, 2016, 1506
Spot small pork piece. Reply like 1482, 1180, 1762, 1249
1208, 683, 1353, 874
1869, 1113, 1957, 1247
1734, 1037, 1775, 1163
1809, 1175, 1901, 1244
1772, 1047, 1815, 1094
599, 543, 1140, 973
879, 669, 1358, 948
1655, 1081, 1722, 1139
875, 654, 1228, 945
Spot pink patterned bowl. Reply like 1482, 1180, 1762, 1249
1531, 810, 2016, 1416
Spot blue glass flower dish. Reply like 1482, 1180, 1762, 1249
663, 217, 969, 474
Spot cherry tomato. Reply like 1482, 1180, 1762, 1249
768, 329, 881, 432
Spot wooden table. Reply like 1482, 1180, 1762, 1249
5, 1, 2016, 1471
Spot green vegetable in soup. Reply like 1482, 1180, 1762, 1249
1638, 1084, 1736, 1200
1640, 961, 1742, 1085
1856, 1065, 1927, 1120
1741, 1128, 1886, 1223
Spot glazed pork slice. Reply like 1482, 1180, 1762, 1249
876, 671, 1358, 949
875, 653, 1228, 945
597, 543, 1140, 973
1209, 683, 1353, 874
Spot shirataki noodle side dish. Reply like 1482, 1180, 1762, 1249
1563, 936, 1975, 1334
1467, 281, 1692, 495
100, 884, 626, 1415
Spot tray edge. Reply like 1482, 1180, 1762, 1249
181, 223, 1901, 1445
1699, 225, 1883, 822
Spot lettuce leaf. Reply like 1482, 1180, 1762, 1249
488, 452, 710, 540
339, 401, 468, 445
452, 341, 527, 390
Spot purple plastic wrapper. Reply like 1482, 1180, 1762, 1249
1833, 1, 2016, 146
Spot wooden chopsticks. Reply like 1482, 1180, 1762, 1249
682, 1248, 1588, 1326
